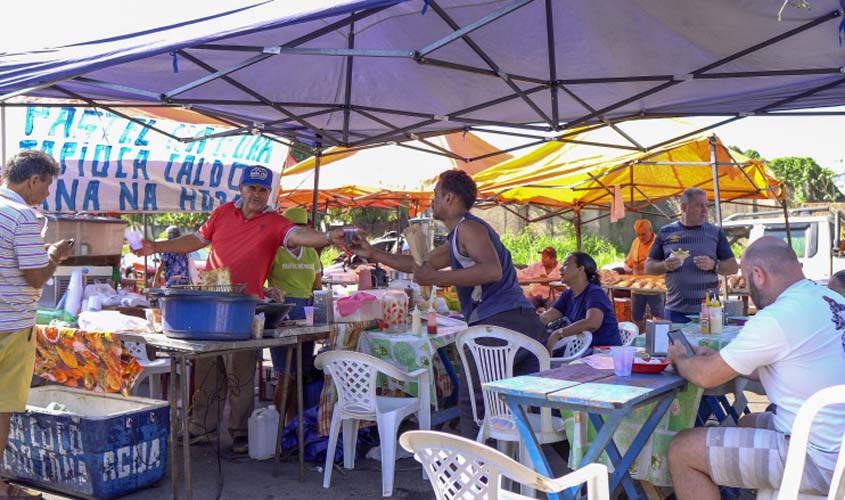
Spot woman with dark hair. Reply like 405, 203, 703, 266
539, 251, 621, 350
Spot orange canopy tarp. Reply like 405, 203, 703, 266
278, 132, 510, 213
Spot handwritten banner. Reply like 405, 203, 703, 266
3, 106, 287, 213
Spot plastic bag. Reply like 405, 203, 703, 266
78, 310, 148, 333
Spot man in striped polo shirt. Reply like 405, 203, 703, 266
0, 150, 72, 499
645, 187, 738, 323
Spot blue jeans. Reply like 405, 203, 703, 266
663, 308, 693, 323
270, 297, 314, 374
631, 293, 665, 321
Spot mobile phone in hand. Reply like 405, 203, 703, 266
668, 329, 695, 357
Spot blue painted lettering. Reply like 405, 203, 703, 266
180, 187, 197, 211
134, 119, 154, 146
229, 162, 247, 190
119, 183, 139, 211
209, 160, 223, 187
40, 140, 55, 157
49, 107, 76, 138
143, 183, 157, 211
133, 149, 150, 180
58, 142, 76, 175
164, 153, 179, 182
75, 109, 101, 141
55, 179, 78, 212
175, 155, 194, 184
18, 139, 37, 150
23, 107, 50, 136
91, 144, 112, 177
82, 181, 100, 212
115, 147, 131, 178
192, 158, 205, 186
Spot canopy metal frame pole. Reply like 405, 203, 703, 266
709, 135, 724, 226
311, 140, 322, 227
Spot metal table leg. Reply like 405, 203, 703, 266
273, 347, 294, 477
170, 356, 179, 500
181, 356, 192, 500
297, 340, 305, 481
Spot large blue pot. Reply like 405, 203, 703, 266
158, 292, 258, 340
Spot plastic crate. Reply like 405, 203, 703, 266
1, 386, 169, 500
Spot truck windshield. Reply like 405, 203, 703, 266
763, 223, 815, 258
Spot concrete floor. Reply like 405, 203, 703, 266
27, 390, 771, 500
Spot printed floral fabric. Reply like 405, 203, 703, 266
34, 326, 143, 396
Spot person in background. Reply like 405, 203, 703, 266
540, 252, 621, 350
827, 269, 845, 297
624, 219, 665, 321
267, 207, 322, 417
152, 225, 192, 286
667, 237, 845, 499
134, 165, 349, 454
517, 246, 561, 310
645, 188, 738, 323
0, 150, 73, 499
350, 170, 547, 438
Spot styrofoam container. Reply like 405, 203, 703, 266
2, 386, 169, 500
333, 289, 392, 323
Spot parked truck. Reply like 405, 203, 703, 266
721, 207, 845, 284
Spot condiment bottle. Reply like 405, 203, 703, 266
411, 306, 422, 335
427, 304, 438, 335
700, 299, 711, 334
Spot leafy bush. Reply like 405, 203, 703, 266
500, 225, 623, 268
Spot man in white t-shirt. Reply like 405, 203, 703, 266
667, 236, 845, 499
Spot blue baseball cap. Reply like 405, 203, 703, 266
240, 165, 273, 189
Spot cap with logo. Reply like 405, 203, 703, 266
240, 165, 273, 190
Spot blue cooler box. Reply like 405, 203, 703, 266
1, 386, 169, 499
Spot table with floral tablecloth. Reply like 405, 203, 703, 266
34, 325, 143, 396
317, 321, 462, 436
358, 326, 463, 410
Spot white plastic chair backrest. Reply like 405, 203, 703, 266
552, 331, 593, 363
400, 430, 610, 500
456, 325, 550, 428
315, 350, 387, 416
123, 341, 153, 364
618, 321, 639, 346
774, 384, 845, 500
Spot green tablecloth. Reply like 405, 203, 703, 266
568, 327, 741, 487
358, 326, 462, 409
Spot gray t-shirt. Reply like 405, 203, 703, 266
649, 221, 734, 314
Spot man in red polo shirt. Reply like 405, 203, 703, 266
136, 165, 347, 453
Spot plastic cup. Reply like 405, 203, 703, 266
611, 346, 635, 376
125, 229, 143, 250
303, 306, 314, 326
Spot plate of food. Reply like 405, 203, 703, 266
632, 357, 671, 374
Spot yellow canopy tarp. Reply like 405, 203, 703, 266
474, 131, 783, 211
278, 131, 509, 213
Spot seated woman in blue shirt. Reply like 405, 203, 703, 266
539, 251, 621, 351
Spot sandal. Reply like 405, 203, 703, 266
0, 483, 43, 499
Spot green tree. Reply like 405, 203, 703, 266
768, 156, 844, 204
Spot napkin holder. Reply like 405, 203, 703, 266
645, 319, 672, 356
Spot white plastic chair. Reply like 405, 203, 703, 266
550, 330, 593, 364
400, 430, 610, 500
316, 350, 431, 497
618, 321, 639, 345
456, 326, 567, 469
756, 384, 845, 500
123, 341, 171, 399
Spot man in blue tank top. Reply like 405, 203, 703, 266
352, 170, 547, 437
645, 188, 738, 323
